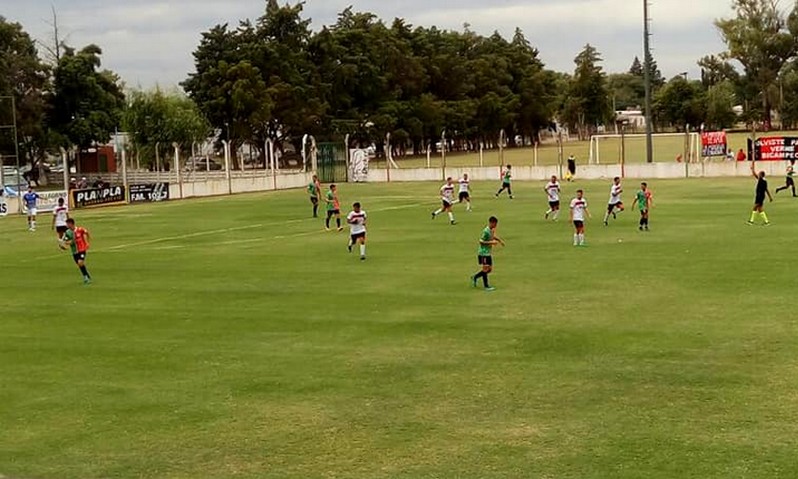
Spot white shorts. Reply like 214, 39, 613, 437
27, 208, 37, 216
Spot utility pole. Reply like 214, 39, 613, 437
643, 0, 654, 163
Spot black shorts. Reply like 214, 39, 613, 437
310, 196, 319, 205
788, 177, 795, 186
573, 220, 584, 229
478, 255, 493, 266
549, 201, 560, 209
350, 232, 366, 242
459, 192, 470, 201
501, 182, 511, 188
56, 225, 68, 234
72, 251, 87, 263
607, 202, 623, 213
755, 196, 765, 206
327, 209, 340, 216
442, 200, 452, 209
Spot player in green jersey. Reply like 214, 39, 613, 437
632, 182, 653, 231
775, 161, 797, 197
495, 165, 513, 199
308, 175, 322, 217
324, 184, 343, 231
471, 216, 504, 291
61, 218, 92, 284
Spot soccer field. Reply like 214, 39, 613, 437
3, 178, 798, 479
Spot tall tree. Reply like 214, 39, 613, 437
561, 44, 612, 139
49, 44, 125, 148
0, 17, 49, 167
653, 76, 706, 130
715, 0, 798, 127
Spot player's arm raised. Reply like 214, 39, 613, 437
750, 160, 759, 179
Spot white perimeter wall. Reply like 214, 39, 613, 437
364, 161, 783, 183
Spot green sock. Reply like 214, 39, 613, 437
749, 211, 757, 222
761, 212, 769, 223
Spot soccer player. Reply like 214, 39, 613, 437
544, 175, 561, 221
495, 164, 513, 199
472, 216, 504, 291
432, 177, 457, 225
62, 218, 92, 284
23, 186, 40, 231
775, 161, 797, 197
346, 202, 367, 261
324, 184, 343, 231
603, 176, 624, 225
458, 173, 472, 211
308, 174, 322, 217
632, 182, 653, 231
570, 189, 590, 246
748, 161, 773, 226
52, 197, 70, 239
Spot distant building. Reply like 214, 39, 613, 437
615, 109, 646, 132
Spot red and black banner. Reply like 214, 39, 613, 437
701, 131, 727, 157
749, 136, 798, 161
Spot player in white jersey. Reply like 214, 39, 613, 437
346, 202, 367, 261
431, 177, 457, 225
603, 176, 625, 225
569, 189, 591, 246
544, 175, 561, 221
51, 197, 70, 239
457, 174, 472, 211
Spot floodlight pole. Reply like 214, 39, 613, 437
643, 0, 654, 163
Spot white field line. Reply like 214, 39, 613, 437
25, 202, 426, 261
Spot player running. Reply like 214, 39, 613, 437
603, 177, 624, 225
23, 186, 40, 231
748, 161, 773, 226
346, 202, 367, 261
775, 161, 797, 197
52, 197, 69, 239
472, 216, 504, 291
61, 218, 92, 284
495, 165, 513, 199
308, 174, 322, 217
570, 189, 591, 246
324, 184, 343, 231
432, 177, 457, 225
544, 175, 561, 221
632, 182, 653, 231
458, 174, 472, 211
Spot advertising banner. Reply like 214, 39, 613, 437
23, 190, 68, 213
751, 136, 798, 161
701, 131, 728, 157
129, 183, 170, 203
0, 195, 7, 217
72, 186, 126, 208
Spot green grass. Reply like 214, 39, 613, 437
3, 178, 798, 478
371, 130, 792, 169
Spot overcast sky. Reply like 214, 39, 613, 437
5, 0, 734, 89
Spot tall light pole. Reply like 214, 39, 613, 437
643, 0, 654, 163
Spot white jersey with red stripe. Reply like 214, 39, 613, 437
546, 182, 561, 202
458, 178, 470, 193
347, 210, 367, 235
609, 183, 623, 205
570, 198, 588, 221
441, 184, 455, 203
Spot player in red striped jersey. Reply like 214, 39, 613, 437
431, 177, 457, 225
346, 202, 367, 260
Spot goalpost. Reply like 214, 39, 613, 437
588, 133, 700, 164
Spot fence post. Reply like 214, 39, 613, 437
386, 132, 391, 183
173, 142, 183, 200
533, 141, 538, 166
440, 129, 446, 180
121, 147, 129, 203
479, 142, 484, 167
426, 141, 431, 168
60, 147, 69, 194
222, 140, 232, 195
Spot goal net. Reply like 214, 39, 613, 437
588, 133, 700, 164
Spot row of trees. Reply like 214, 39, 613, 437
4, 0, 798, 170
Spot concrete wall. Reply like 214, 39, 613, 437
367, 161, 783, 183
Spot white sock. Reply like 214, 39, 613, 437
467, 201, 472, 211
573, 234, 578, 245
603, 213, 609, 222
545, 209, 552, 215
32, 220, 36, 229
579, 234, 585, 245
360, 244, 366, 257
448, 212, 455, 222
553, 210, 560, 220
433, 209, 442, 216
